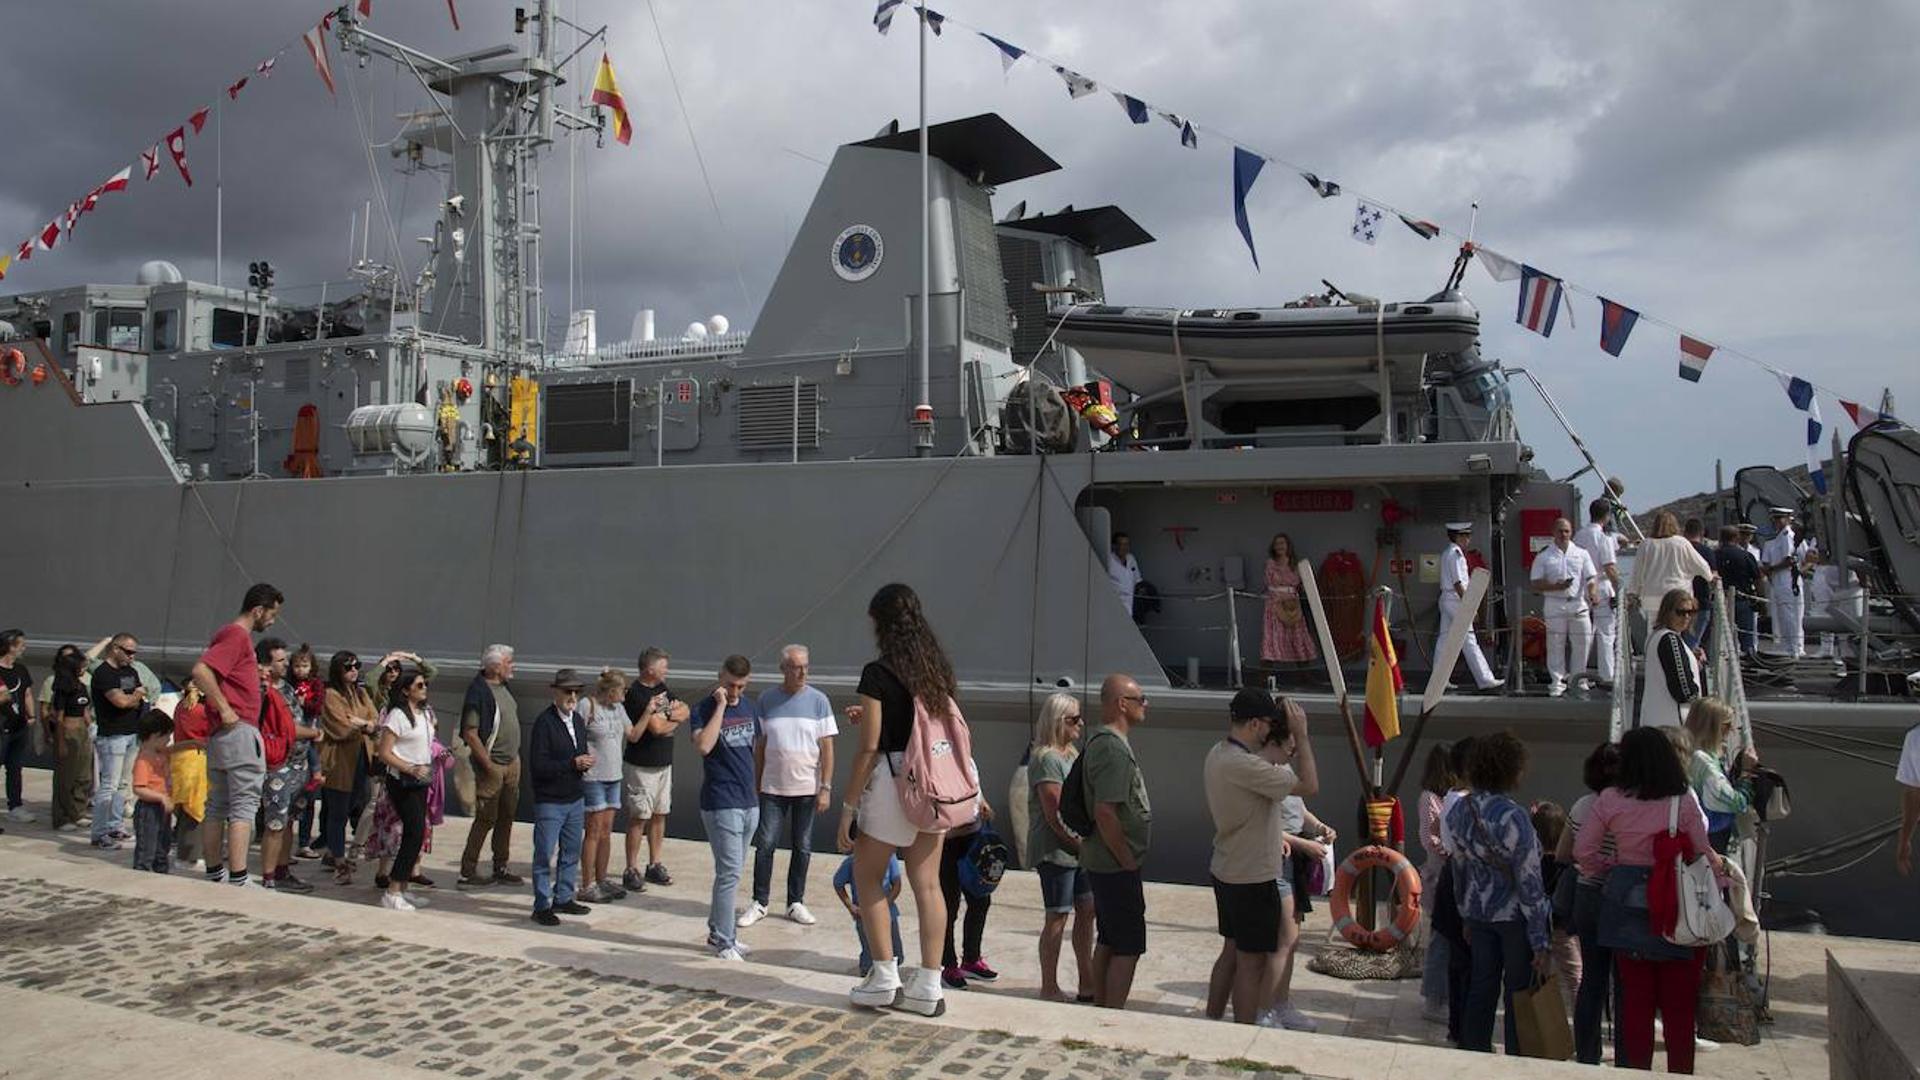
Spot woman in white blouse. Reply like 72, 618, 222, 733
375, 669, 436, 912
1638, 589, 1703, 730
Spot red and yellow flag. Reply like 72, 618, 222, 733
1361, 600, 1403, 747
591, 52, 632, 146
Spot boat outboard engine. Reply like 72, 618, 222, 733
1001, 376, 1078, 454
1424, 345, 1509, 444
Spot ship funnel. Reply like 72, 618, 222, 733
631, 308, 655, 342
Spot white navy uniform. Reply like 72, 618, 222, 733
1438, 532, 1499, 689
1573, 522, 1620, 681
1107, 551, 1142, 616
1531, 541, 1597, 692
1760, 524, 1803, 657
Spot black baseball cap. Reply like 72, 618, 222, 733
1229, 688, 1282, 722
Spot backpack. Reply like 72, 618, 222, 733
958, 826, 1011, 897
892, 695, 980, 832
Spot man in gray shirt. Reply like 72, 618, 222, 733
459, 644, 525, 886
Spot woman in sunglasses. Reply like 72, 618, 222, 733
373, 667, 437, 911
320, 651, 379, 884
1639, 588, 1704, 730
1028, 691, 1094, 1002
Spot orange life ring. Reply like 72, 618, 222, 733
1328, 844, 1422, 953
0, 347, 24, 386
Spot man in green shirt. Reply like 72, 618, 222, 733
1083, 672, 1152, 1009
459, 644, 525, 886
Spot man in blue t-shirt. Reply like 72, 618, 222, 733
692, 654, 762, 959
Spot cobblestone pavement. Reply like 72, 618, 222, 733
0, 878, 1313, 1080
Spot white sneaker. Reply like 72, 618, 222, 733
787, 902, 817, 926
6, 807, 36, 823
713, 945, 744, 961
894, 965, 947, 1017
1547, 680, 1566, 698
380, 891, 417, 911
1273, 1003, 1319, 1032
1696, 1036, 1721, 1052
850, 957, 903, 1008
736, 901, 768, 928
732, 938, 752, 956
192, 859, 207, 873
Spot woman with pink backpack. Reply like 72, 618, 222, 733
837, 583, 980, 1017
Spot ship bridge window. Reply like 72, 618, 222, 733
152, 308, 180, 352
59, 312, 81, 354
94, 307, 144, 351
211, 307, 260, 348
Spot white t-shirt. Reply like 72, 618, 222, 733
578, 696, 629, 783
1531, 542, 1596, 605
1573, 523, 1618, 600
381, 706, 434, 767
1898, 726, 1920, 788
756, 684, 838, 796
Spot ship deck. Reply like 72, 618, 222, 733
0, 768, 1858, 1079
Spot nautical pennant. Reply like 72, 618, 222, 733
873, 0, 902, 34
1597, 298, 1639, 357
165, 126, 192, 186
1516, 265, 1564, 337
1113, 92, 1150, 124
1350, 199, 1385, 245
1181, 121, 1198, 149
979, 32, 1023, 74
0, 254, 9, 281
1678, 335, 1714, 383
1807, 401, 1827, 494
63, 202, 81, 240
302, 21, 337, 97
1474, 245, 1521, 282
188, 106, 211, 135
257, 57, 278, 78
1232, 147, 1265, 270
227, 76, 249, 100
1778, 373, 1815, 412
15, 239, 30, 262
445, 0, 460, 31
1398, 214, 1439, 239
141, 145, 162, 181
1841, 400, 1889, 429
358, 0, 372, 16
1300, 171, 1340, 198
1053, 65, 1097, 99
38, 220, 60, 251
591, 53, 633, 146
924, 8, 944, 35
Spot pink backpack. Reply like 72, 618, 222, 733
894, 695, 980, 832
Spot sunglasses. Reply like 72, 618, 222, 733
1064, 714, 1084, 722
1121, 694, 1150, 706
344, 660, 361, 669
1679, 607, 1699, 615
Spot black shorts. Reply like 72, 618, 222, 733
1212, 876, 1282, 954
1088, 869, 1147, 956
1290, 849, 1316, 916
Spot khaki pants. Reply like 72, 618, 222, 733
50, 717, 93, 828
461, 756, 520, 878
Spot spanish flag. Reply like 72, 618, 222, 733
592, 53, 632, 146
1361, 600, 1402, 747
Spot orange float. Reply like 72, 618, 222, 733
0, 347, 24, 386
1327, 844, 1422, 953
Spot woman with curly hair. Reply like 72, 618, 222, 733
1260, 534, 1318, 668
837, 582, 970, 1016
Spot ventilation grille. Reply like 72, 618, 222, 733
544, 380, 633, 456
954, 186, 1010, 350
735, 383, 820, 453
284, 356, 312, 392
999, 233, 1051, 366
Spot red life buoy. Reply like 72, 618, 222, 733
1328, 844, 1422, 953
0, 348, 25, 386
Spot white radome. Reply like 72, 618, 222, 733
685, 322, 709, 341
706, 314, 730, 337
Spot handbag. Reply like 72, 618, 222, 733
1512, 973, 1575, 1060
1695, 949, 1761, 1045
1664, 797, 1736, 947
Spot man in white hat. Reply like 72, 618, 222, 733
1760, 508, 1804, 658
1439, 522, 1501, 691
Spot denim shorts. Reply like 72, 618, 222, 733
1036, 862, 1092, 913
582, 778, 622, 812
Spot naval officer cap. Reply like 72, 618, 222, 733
1444, 521, 1474, 532
1768, 506, 1796, 518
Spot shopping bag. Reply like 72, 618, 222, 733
1513, 973, 1574, 1061
1695, 949, 1762, 1045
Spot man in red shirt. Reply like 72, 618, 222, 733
192, 583, 284, 887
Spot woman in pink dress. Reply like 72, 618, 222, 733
1262, 534, 1319, 665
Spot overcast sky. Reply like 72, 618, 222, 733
3, 0, 1915, 506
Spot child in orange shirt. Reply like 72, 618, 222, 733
130, 712, 175, 874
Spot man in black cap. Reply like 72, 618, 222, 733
528, 669, 594, 925
1203, 689, 1317, 1026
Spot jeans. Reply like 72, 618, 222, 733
1, 726, 29, 809
132, 800, 172, 873
751, 793, 817, 907
1462, 919, 1533, 1055
1422, 931, 1450, 1003
702, 805, 759, 948
321, 787, 355, 860
532, 798, 585, 912
939, 830, 992, 968
855, 905, 905, 975
1734, 597, 1758, 655
91, 733, 137, 842
1571, 880, 1617, 1065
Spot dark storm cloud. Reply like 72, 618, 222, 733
3, 0, 1915, 503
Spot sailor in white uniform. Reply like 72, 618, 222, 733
1106, 531, 1143, 616
1530, 517, 1599, 696
1760, 507, 1804, 658
1439, 522, 1501, 691
1573, 499, 1621, 683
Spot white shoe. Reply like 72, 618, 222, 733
56, 823, 83, 834
1547, 680, 1566, 698
6, 807, 36, 823
850, 957, 903, 1008
736, 901, 768, 928
713, 945, 745, 961
894, 965, 947, 1017
191, 859, 207, 873
787, 902, 817, 926
1696, 1036, 1720, 1052
380, 891, 417, 911
1273, 1003, 1319, 1032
